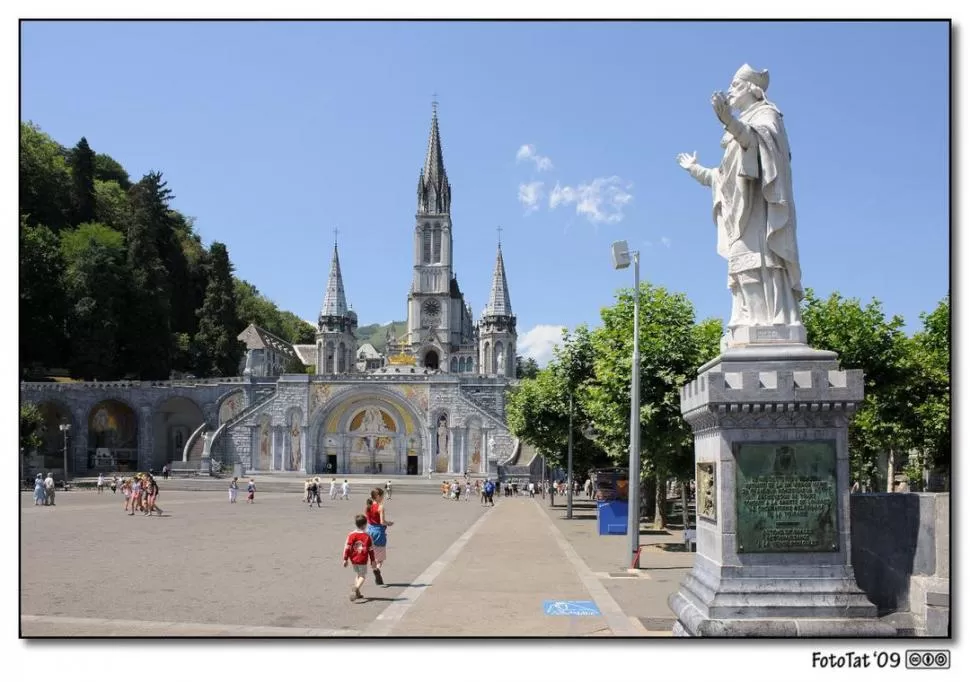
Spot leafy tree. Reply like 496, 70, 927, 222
278, 310, 316, 344
233, 279, 314, 344
94, 152, 131, 189
20, 122, 71, 231
515, 355, 540, 379
68, 137, 97, 226
60, 222, 128, 379
801, 289, 913, 490
93, 179, 132, 231
585, 283, 705, 528
122, 171, 175, 378
20, 217, 67, 373
194, 242, 243, 376
20, 402, 44, 474
907, 296, 950, 483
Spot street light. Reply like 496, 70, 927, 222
612, 240, 641, 567
59, 422, 71, 484
566, 393, 574, 519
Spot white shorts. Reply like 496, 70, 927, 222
352, 564, 368, 577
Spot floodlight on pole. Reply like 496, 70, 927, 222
611, 240, 641, 567
59, 422, 71, 483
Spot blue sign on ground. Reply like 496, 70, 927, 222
543, 600, 601, 616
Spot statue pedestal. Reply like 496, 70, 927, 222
722, 323, 807, 351
669, 344, 895, 637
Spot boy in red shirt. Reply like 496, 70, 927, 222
343, 514, 377, 601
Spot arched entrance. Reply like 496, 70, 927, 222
424, 349, 440, 370
153, 397, 205, 470
88, 400, 138, 472
312, 390, 426, 475
30, 401, 73, 479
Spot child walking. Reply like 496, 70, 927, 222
247, 478, 256, 503
343, 514, 377, 602
229, 477, 238, 503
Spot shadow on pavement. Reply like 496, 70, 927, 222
383, 583, 429, 588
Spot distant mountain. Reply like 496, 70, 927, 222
356, 320, 407, 354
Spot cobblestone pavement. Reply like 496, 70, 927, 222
20, 488, 690, 637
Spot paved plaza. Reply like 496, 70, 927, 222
20, 481, 690, 637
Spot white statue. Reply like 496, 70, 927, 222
201, 431, 212, 457
243, 350, 253, 376
436, 416, 449, 456
677, 64, 803, 336
488, 436, 496, 457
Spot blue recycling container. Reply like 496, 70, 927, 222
597, 500, 629, 535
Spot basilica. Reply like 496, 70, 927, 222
20, 109, 522, 478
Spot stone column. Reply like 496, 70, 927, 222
460, 428, 467, 474
301, 428, 308, 474
669, 346, 895, 637
428, 426, 436, 475
139, 406, 152, 472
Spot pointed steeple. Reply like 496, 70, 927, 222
320, 242, 348, 317
485, 242, 513, 317
417, 100, 452, 214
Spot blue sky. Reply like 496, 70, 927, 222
20, 20, 949, 365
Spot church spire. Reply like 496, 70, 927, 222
320, 241, 348, 317
417, 99, 451, 214
485, 241, 513, 317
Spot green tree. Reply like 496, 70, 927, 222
194, 242, 243, 376
93, 179, 132, 231
515, 355, 540, 379
60, 222, 128, 379
122, 171, 174, 378
801, 289, 913, 490
20, 402, 45, 479
907, 296, 950, 482
94, 152, 131, 189
68, 137, 97, 226
20, 122, 71, 231
585, 283, 705, 528
20, 217, 67, 373
278, 310, 316, 344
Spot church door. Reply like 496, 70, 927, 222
407, 455, 418, 475
424, 350, 440, 370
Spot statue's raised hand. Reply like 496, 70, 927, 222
711, 91, 733, 125
677, 151, 698, 170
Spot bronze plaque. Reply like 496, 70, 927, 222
735, 441, 839, 553
696, 463, 716, 522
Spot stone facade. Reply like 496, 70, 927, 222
20, 107, 519, 478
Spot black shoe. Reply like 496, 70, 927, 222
374, 568, 384, 585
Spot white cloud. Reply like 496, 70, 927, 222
517, 324, 566, 368
518, 181, 545, 214
515, 143, 553, 172
549, 176, 633, 225
660, 236, 672, 248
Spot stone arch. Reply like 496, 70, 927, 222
495, 341, 505, 375
450, 356, 458, 373
28, 400, 75, 478
88, 399, 138, 472
483, 342, 491, 375
424, 348, 440, 371
310, 387, 427, 476
337, 342, 347, 373
152, 396, 205, 471
254, 413, 273, 471
325, 341, 335, 374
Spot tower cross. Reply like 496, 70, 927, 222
497, 225, 503, 245
432, 92, 439, 116
333, 226, 339, 246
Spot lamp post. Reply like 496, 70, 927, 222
611, 240, 641, 567
566, 393, 574, 519
59, 422, 71, 483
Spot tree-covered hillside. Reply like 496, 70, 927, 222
20, 121, 314, 381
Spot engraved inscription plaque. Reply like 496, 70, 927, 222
735, 441, 838, 553
696, 462, 716, 522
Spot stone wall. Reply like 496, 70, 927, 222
850, 492, 950, 636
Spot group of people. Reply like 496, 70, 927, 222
31, 473, 57, 506
121, 472, 163, 516
342, 487, 393, 601
441, 478, 474, 501
228, 477, 256, 503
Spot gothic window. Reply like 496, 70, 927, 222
432, 226, 441, 263
325, 342, 335, 374
450, 356, 458, 373
483, 342, 491, 375
423, 226, 432, 264
338, 342, 346, 373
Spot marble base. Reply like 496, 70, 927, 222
721, 323, 807, 351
